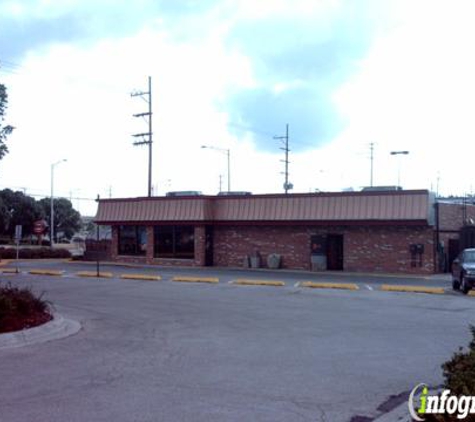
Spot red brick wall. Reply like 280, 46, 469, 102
438, 203, 475, 232
213, 224, 435, 274
110, 223, 435, 273
344, 226, 434, 273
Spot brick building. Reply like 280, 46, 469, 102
93, 189, 463, 274
436, 200, 475, 271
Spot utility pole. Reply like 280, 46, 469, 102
369, 142, 374, 187
131, 76, 153, 197
274, 124, 292, 194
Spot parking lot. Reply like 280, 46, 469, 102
0, 261, 474, 422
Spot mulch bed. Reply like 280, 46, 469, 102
0, 310, 52, 334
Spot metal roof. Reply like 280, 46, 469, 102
94, 190, 434, 225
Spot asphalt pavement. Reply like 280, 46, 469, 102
0, 260, 472, 422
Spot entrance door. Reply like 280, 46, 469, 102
448, 238, 459, 273
205, 226, 214, 266
327, 234, 343, 270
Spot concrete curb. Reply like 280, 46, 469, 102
233, 279, 285, 287
76, 271, 113, 278
300, 281, 359, 290
0, 268, 19, 274
120, 274, 161, 281
75, 260, 450, 280
0, 314, 81, 350
172, 276, 219, 284
381, 285, 445, 295
372, 402, 411, 422
28, 269, 65, 276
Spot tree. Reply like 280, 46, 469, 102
38, 197, 81, 241
0, 84, 14, 160
0, 189, 43, 238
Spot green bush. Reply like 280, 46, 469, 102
0, 247, 71, 259
423, 326, 475, 422
0, 283, 52, 333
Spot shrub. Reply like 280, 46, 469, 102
0, 247, 71, 259
423, 326, 475, 422
0, 283, 52, 333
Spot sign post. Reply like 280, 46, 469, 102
14, 225, 22, 274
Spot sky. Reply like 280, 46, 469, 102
1, 0, 475, 216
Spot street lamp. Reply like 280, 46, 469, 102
201, 145, 231, 192
390, 151, 409, 188
50, 159, 67, 245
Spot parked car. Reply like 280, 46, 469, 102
452, 248, 475, 294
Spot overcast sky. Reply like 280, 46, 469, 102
1, 0, 475, 216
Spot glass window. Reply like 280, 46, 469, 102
154, 226, 194, 259
118, 225, 146, 256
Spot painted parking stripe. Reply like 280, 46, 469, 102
172, 276, 219, 284
380, 285, 445, 295
300, 281, 359, 291
29, 269, 65, 276
120, 274, 161, 281
76, 271, 114, 278
232, 279, 285, 287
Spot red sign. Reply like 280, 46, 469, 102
33, 220, 47, 235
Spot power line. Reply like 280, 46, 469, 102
131, 76, 153, 197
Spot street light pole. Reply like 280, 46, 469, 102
50, 159, 67, 246
390, 151, 409, 188
201, 145, 231, 192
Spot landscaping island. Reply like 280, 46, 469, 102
0, 283, 52, 334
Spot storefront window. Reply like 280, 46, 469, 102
154, 226, 194, 259
118, 225, 147, 256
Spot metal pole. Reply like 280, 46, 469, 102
285, 124, 289, 193
370, 142, 374, 187
96, 194, 100, 277
148, 76, 153, 197
227, 149, 231, 192
50, 164, 54, 246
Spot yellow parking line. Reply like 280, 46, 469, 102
120, 274, 161, 281
381, 285, 445, 294
76, 271, 113, 278
300, 281, 359, 290
233, 279, 285, 287
468, 291, 475, 297
172, 276, 219, 284
29, 269, 64, 276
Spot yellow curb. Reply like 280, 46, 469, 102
0, 268, 19, 273
120, 274, 161, 281
76, 271, 113, 278
29, 269, 64, 276
468, 291, 475, 297
0, 260, 12, 267
172, 276, 219, 284
300, 281, 359, 290
381, 285, 445, 294
233, 279, 285, 287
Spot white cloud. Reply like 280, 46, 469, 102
2, 0, 475, 220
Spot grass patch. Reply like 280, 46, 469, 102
0, 283, 52, 334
